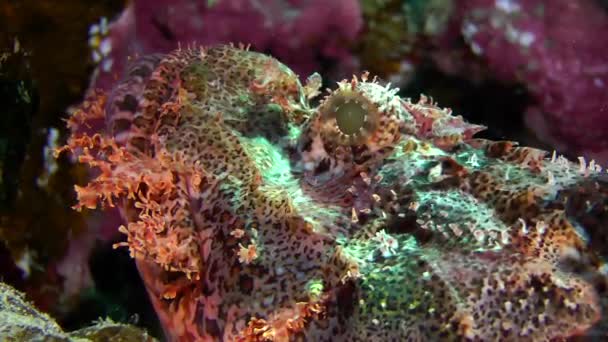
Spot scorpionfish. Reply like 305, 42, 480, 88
61, 45, 608, 341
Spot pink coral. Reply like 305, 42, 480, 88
91, 0, 362, 92
432, 0, 608, 164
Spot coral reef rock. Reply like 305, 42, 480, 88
89, 0, 362, 92
432, 0, 608, 164
0, 281, 156, 341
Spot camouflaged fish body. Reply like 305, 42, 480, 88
62, 45, 606, 341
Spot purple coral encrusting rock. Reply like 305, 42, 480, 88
430, 0, 608, 165
89, 0, 362, 93
60, 44, 607, 341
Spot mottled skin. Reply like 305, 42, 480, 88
61, 45, 606, 341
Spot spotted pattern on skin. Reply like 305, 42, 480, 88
61, 45, 606, 341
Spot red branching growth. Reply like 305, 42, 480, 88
238, 299, 327, 342
65, 90, 107, 133
57, 93, 204, 279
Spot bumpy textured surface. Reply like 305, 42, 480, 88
60, 45, 606, 341
0, 281, 156, 341
0, 282, 67, 341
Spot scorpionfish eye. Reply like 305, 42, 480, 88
316, 84, 381, 146
296, 73, 408, 176
334, 98, 368, 136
